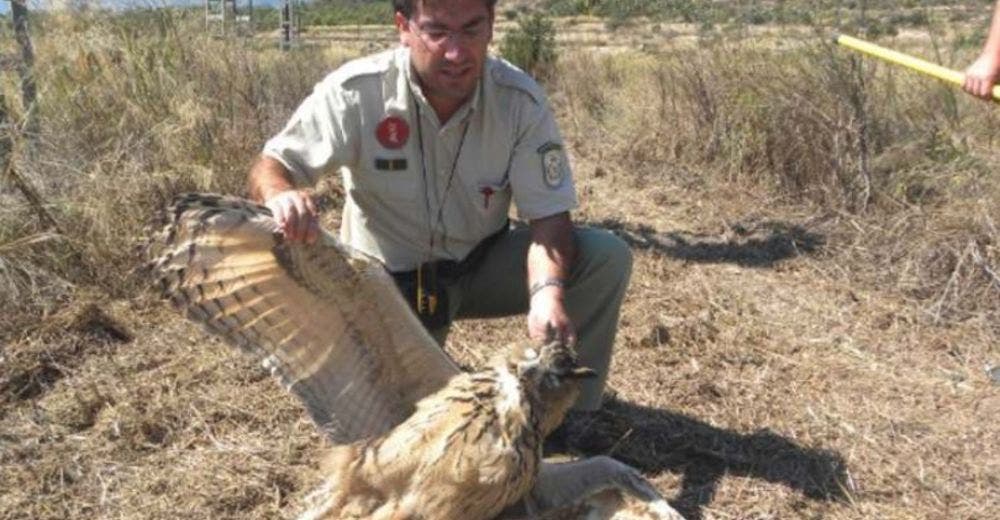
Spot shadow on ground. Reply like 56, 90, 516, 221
557, 399, 851, 520
584, 218, 826, 268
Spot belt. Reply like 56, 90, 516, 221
391, 221, 510, 282
390, 222, 510, 330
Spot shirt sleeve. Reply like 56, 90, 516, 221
508, 98, 578, 221
262, 75, 359, 188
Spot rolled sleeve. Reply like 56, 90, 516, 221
262, 76, 358, 187
508, 102, 578, 221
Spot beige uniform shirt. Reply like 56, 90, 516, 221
263, 47, 577, 272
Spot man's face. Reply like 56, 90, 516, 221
396, 0, 494, 106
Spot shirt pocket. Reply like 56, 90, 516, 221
356, 154, 422, 204
463, 173, 512, 230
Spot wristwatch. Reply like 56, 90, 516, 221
529, 278, 566, 297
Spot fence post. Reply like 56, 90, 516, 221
10, 0, 37, 138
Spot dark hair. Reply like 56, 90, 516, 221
393, 0, 498, 19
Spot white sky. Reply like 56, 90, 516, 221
1, 0, 287, 15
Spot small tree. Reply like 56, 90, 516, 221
499, 12, 557, 81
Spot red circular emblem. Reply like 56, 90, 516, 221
376, 116, 410, 149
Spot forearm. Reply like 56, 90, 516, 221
248, 155, 297, 203
984, 1, 1000, 58
963, 1, 1000, 98
976, 1, 1000, 61
527, 212, 576, 299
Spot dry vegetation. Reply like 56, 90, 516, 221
2, 4, 999, 520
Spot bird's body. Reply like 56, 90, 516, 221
148, 193, 684, 520
302, 362, 544, 519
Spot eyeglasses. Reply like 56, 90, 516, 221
409, 19, 490, 48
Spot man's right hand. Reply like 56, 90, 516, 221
248, 155, 320, 244
265, 189, 320, 244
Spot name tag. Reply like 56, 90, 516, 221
374, 158, 408, 171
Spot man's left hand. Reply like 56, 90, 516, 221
528, 289, 577, 345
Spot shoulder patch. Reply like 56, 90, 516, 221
330, 49, 395, 87
538, 142, 568, 189
489, 57, 545, 105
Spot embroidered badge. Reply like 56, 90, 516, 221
374, 158, 408, 171
376, 116, 410, 149
538, 142, 566, 189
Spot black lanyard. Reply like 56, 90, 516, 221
412, 95, 471, 261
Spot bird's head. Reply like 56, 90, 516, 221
505, 338, 596, 435
508, 339, 595, 384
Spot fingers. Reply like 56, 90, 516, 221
267, 199, 287, 231
559, 322, 578, 346
266, 190, 319, 244
283, 202, 300, 239
528, 314, 576, 345
289, 195, 309, 242
963, 76, 993, 99
977, 81, 994, 99
303, 196, 319, 244
963, 61, 998, 100
528, 320, 546, 342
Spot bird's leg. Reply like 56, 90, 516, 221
525, 456, 683, 519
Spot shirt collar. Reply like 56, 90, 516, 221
401, 47, 481, 129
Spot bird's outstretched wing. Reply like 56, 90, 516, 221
147, 193, 461, 444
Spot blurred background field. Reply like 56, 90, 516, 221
1, 1, 997, 519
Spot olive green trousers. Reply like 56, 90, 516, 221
430, 226, 632, 411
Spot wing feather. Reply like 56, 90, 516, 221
148, 193, 461, 443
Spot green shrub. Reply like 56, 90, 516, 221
499, 12, 558, 81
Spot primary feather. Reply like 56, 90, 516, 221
148, 193, 460, 443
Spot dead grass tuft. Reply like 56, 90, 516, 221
553, 34, 1000, 325
0, 11, 338, 337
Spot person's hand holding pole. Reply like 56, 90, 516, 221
835, 33, 1000, 102
963, 1, 1000, 100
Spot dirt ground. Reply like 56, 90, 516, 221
3, 149, 997, 519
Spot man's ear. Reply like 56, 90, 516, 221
395, 11, 411, 46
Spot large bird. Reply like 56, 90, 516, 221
148, 193, 684, 520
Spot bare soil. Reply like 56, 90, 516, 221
3, 155, 997, 519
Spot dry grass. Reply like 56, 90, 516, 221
2, 7, 998, 520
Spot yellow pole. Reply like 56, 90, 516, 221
835, 33, 1000, 101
